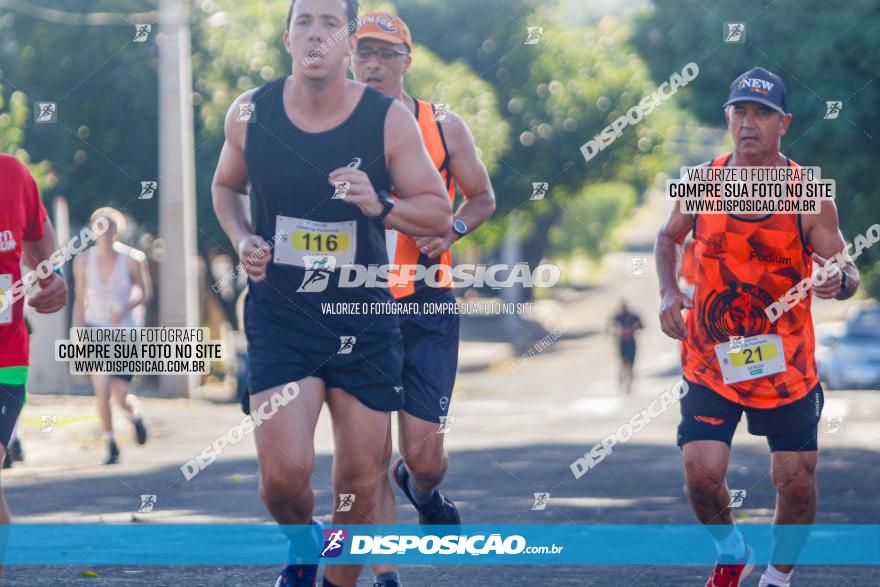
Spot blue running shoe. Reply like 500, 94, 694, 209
276, 520, 323, 586
392, 458, 460, 525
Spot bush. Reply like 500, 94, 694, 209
547, 182, 637, 259
862, 260, 880, 302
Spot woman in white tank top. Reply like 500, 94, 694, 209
72, 207, 152, 465
82, 242, 145, 328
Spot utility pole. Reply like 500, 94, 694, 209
157, 0, 199, 396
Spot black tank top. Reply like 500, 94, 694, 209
244, 78, 398, 340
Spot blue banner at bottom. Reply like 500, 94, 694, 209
0, 524, 877, 565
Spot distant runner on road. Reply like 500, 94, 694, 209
609, 300, 643, 395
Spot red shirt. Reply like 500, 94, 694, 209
0, 154, 48, 369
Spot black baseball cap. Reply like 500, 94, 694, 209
724, 67, 787, 114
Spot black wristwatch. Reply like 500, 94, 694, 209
452, 218, 468, 238
376, 190, 395, 223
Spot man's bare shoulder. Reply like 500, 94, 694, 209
224, 88, 261, 146
229, 88, 261, 118
436, 110, 473, 155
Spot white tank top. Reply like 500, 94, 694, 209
83, 244, 143, 327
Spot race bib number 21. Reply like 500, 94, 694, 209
715, 333, 786, 384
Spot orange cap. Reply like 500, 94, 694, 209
355, 11, 412, 50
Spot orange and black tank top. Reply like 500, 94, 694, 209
385, 98, 456, 300
681, 153, 818, 408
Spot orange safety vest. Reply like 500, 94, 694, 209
681, 154, 819, 408
386, 98, 456, 299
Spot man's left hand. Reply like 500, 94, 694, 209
29, 273, 68, 314
811, 252, 843, 299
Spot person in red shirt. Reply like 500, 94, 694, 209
0, 154, 68, 527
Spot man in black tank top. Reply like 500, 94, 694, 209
211, 1, 451, 586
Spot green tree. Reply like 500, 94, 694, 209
191, 0, 509, 252
390, 0, 696, 269
0, 0, 158, 230
0, 79, 53, 188
633, 0, 880, 299
548, 182, 638, 259
404, 46, 510, 178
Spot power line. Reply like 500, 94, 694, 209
0, 0, 158, 26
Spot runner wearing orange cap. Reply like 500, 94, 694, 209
352, 11, 496, 587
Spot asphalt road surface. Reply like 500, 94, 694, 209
4, 248, 877, 585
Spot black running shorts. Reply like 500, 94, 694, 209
677, 378, 823, 452
0, 384, 25, 448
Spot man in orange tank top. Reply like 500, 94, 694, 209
352, 11, 496, 587
656, 68, 860, 587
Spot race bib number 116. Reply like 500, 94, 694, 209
274, 215, 357, 269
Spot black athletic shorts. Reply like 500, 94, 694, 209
244, 294, 405, 414
677, 378, 824, 452
0, 384, 25, 448
619, 339, 636, 363
399, 289, 460, 423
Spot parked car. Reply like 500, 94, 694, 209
819, 302, 880, 390
815, 320, 845, 381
